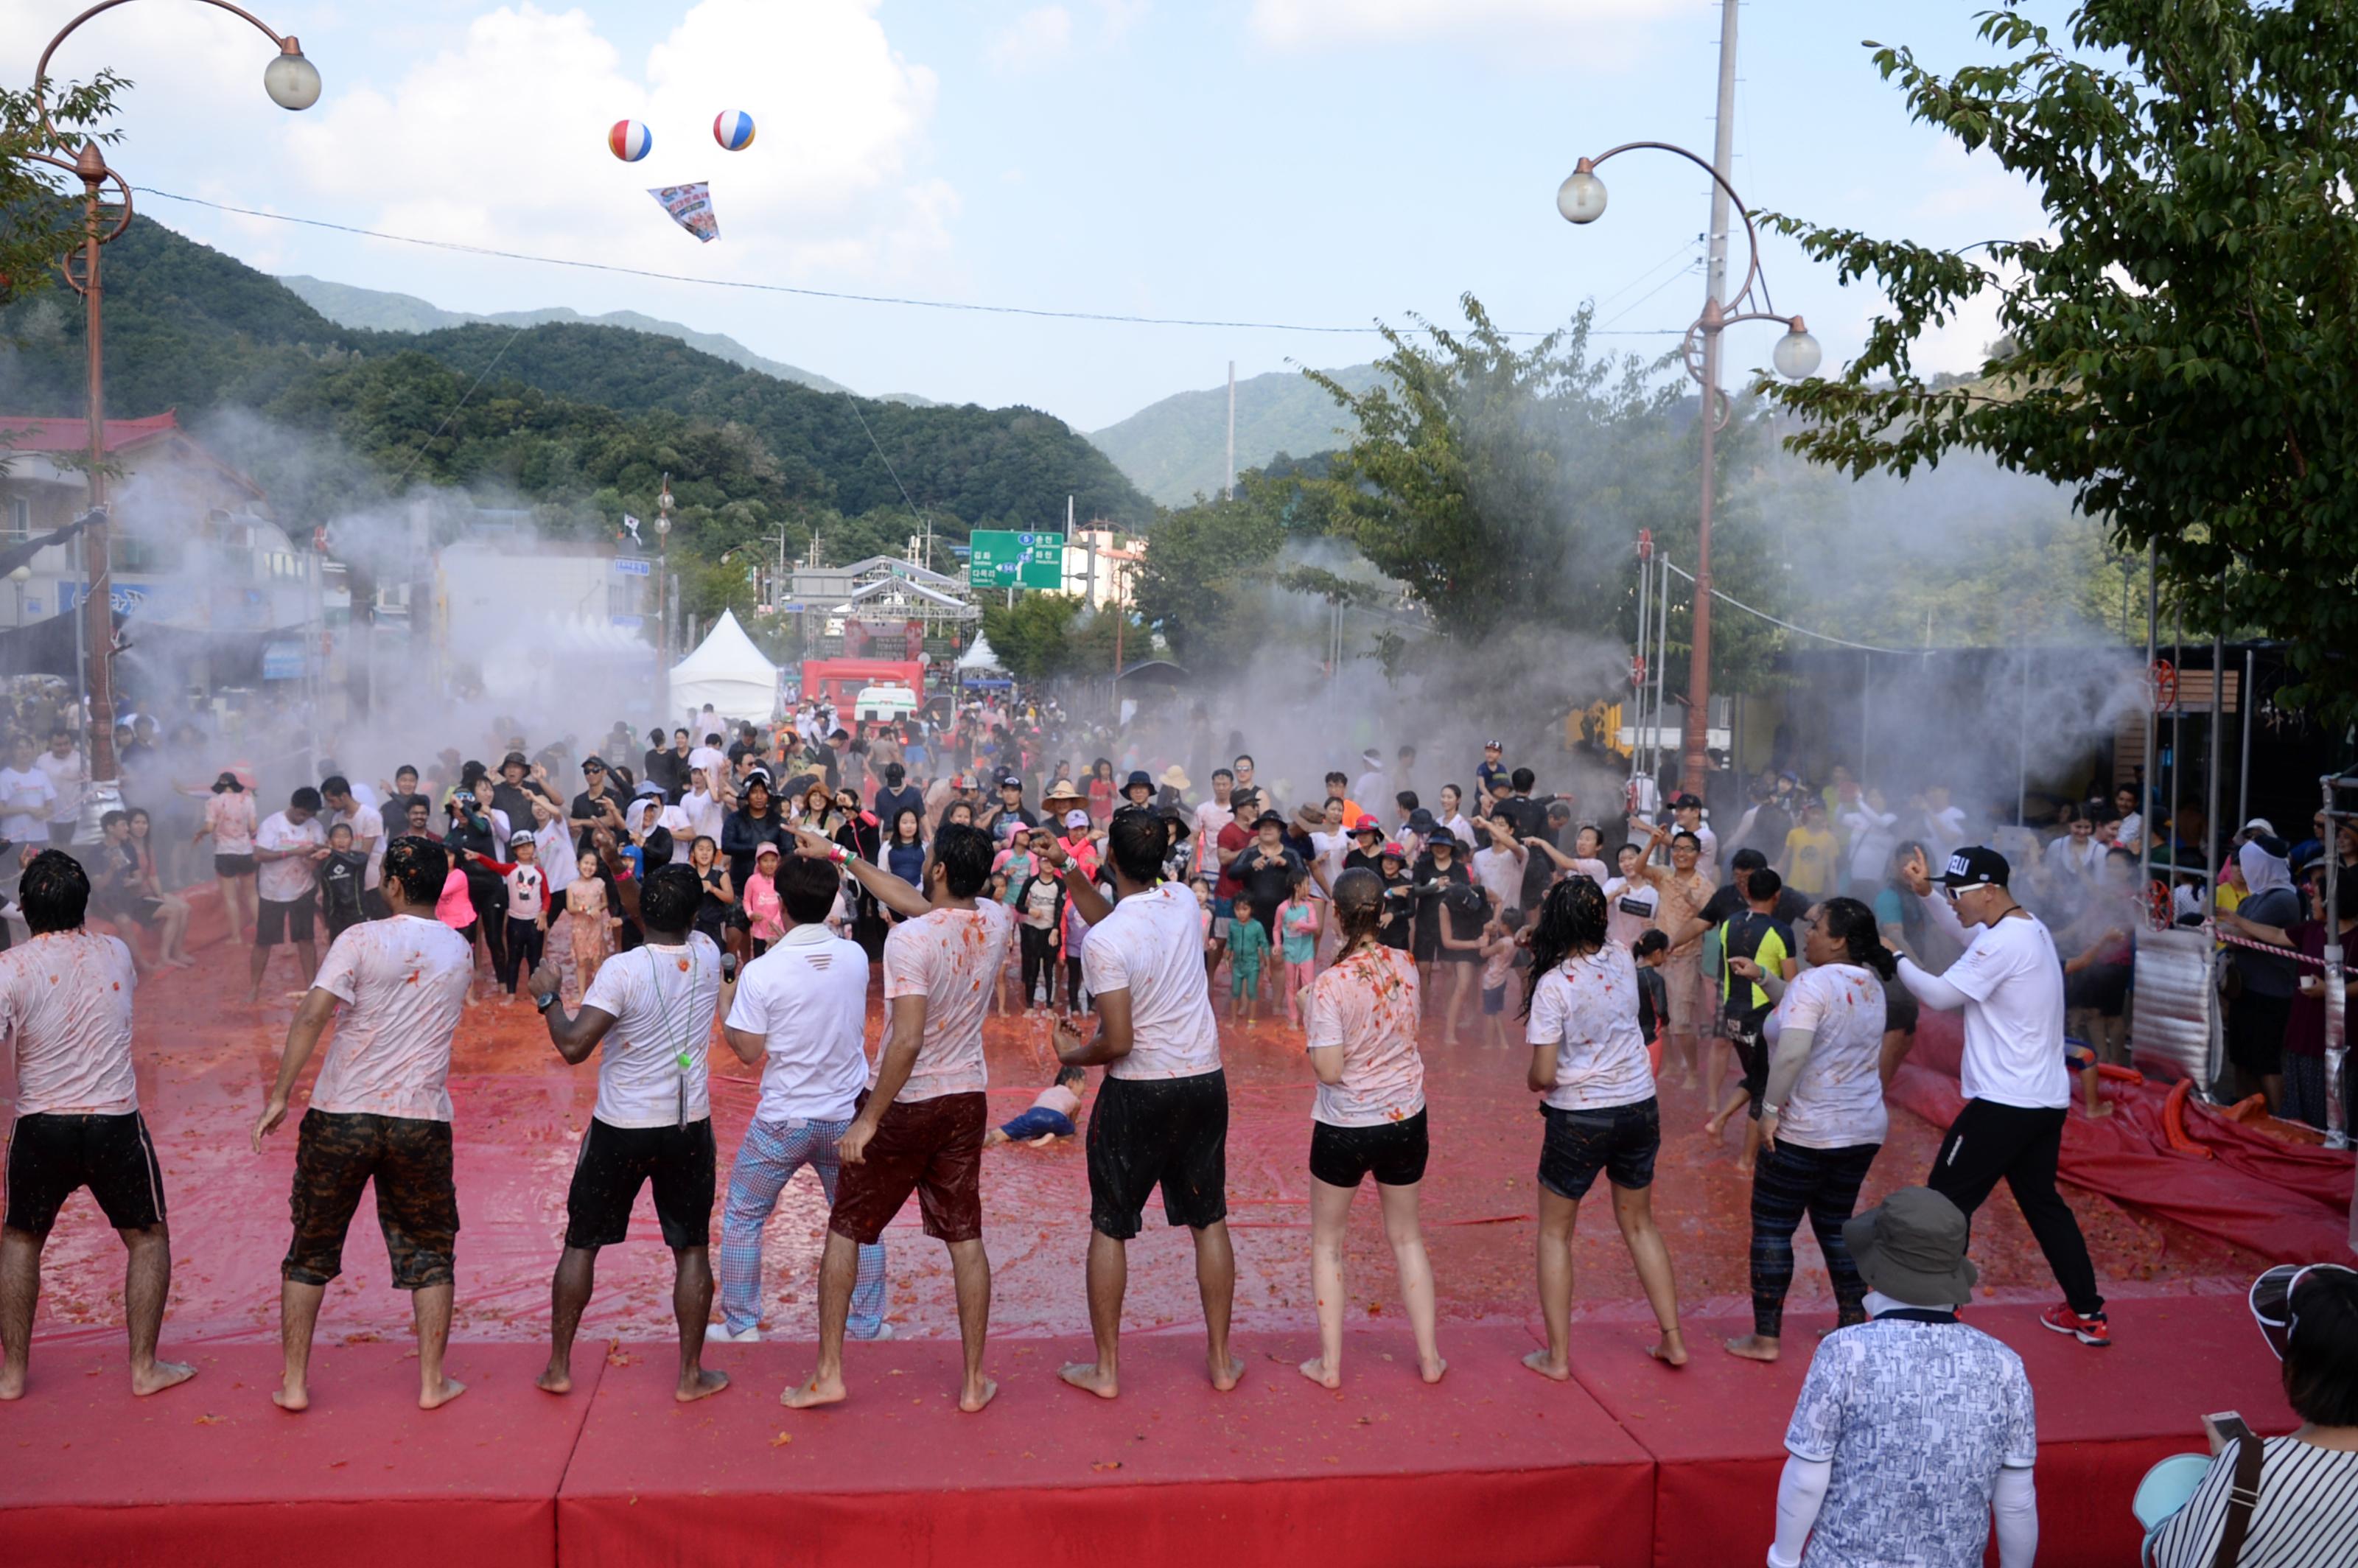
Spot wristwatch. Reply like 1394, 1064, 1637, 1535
535, 990, 561, 1012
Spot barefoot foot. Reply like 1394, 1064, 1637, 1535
536, 1365, 573, 1396
1208, 1352, 1244, 1392
419, 1376, 466, 1410
781, 1373, 846, 1409
1722, 1334, 1780, 1363
1521, 1348, 1570, 1382
1297, 1356, 1340, 1390
1057, 1360, 1119, 1400
1648, 1331, 1689, 1368
1418, 1354, 1448, 1385
131, 1359, 197, 1396
676, 1367, 730, 1403
958, 1376, 998, 1413
270, 1382, 309, 1412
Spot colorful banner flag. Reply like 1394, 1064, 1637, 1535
648, 183, 718, 243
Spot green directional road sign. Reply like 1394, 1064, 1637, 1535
968, 529, 1066, 591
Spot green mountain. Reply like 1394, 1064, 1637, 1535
1088, 363, 1385, 505
278, 275, 937, 406
0, 221, 1147, 542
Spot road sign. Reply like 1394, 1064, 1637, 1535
967, 530, 1065, 591
612, 557, 652, 577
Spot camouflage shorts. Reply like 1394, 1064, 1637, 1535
281, 1110, 460, 1289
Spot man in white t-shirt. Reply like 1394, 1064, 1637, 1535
525, 864, 731, 1403
34, 729, 85, 848
1192, 768, 1236, 879
1894, 844, 2107, 1347
253, 836, 475, 1413
0, 735, 57, 848
322, 774, 386, 910
709, 854, 890, 1344
1045, 805, 1239, 1401
0, 852, 194, 1401
780, 822, 1011, 1415
251, 787, 329, 1002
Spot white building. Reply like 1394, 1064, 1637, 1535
1063, 527, 1146, 610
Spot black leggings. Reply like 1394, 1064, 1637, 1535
1020, 924, 1057, 1008
1930, 1098, 2103, 1317
497, 917, 545, 994
1750, 1139, 1879, 1337
1066, 955, 1084, 1009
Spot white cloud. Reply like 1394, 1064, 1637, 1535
986, 6, 1073, 74
1090, 0, 1151, 40
1250, 0, 1680, 51
276, 1, 946, 284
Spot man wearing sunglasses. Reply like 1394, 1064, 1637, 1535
1894, 844, 2110, 1348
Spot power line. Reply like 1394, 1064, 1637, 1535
136, 186, 1684, 342
1659, 560, 1917, 654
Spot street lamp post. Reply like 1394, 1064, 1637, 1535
21, 0, 319, 837
654, 476, 674, 711
1558, 144, 1819, 797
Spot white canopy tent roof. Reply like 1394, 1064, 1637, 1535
954, 633, 1006, 673
669, 609, 780, 723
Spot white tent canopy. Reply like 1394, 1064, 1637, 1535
954, 633, 1006, 673
669, 609, 779, 723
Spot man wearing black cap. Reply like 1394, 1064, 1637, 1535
977, 774, 1037, 850
1895, 844, 2108, 1347
1236, 811, 1308, 946
569, 757, 628, 853
1771, 1186, 2037, 1568
1669, 792, 1716, 866
1121, 770, 1155, 811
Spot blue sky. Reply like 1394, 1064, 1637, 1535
2, 1, 2051, 431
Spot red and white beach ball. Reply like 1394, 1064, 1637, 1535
713, 110, 755, 151
609, 119, 652, 162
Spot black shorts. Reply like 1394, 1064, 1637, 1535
256, 894, 316, 947
214, 853, 256, 878
4, 1110, 166, 1238
1537, 1096, 1661, 1201
2228, 990, 2292, 1078
282, 1110, 459, 1289
564, 1116, 716, 1250
1309, 1110, 1430, 1189
2065, 961, 2131, 1020
1085, 1069, 1229, 1239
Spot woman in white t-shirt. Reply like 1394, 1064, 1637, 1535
1300, 868, 1442, 1390
1603, 840, 1663, 950
1724, 896, 1894, 1365
1521, 875, 1687, 1378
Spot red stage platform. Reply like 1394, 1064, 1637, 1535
0, 1341, 601, 1568
560, 1326, 1654, 1568
0, 1300, 2298, 1568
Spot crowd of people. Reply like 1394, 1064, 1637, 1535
0, 689, 2352, 1566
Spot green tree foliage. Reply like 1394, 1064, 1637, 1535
0, 71, 126, 311
1301, 294, 1785, 691
1130, 485, 1287, 673
979, 592, 1086, 683
1759, 2, 2358, 718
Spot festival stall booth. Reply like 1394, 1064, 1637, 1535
668, 609, 779, 725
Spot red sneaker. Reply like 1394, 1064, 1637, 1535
2040, 1303, 2111, 1346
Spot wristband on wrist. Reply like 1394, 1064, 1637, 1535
829, 844, 850, 866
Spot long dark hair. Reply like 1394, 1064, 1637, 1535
1520, 875, 1609, 1019
1819, 895, 1898, 979
1330, 867, 1387, 959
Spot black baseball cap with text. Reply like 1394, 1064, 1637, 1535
1938, 846, 2011, 889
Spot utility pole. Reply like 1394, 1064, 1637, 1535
1225, 360, 1237, 500
1677, 0, 1741, 797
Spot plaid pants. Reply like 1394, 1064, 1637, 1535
719, 1115, 887, 1338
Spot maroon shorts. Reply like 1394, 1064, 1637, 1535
828, 1090, 987, 1246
